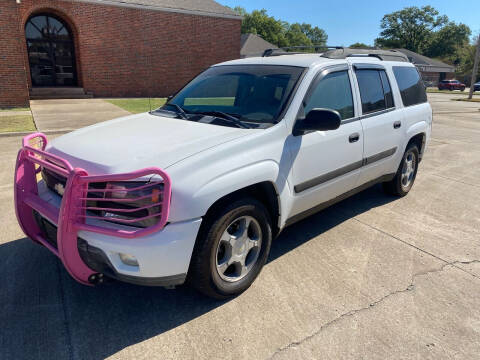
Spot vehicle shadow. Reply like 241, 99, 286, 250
1, 185, 396, 360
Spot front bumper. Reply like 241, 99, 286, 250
32, 201, 201, 285
14, 133, 198, 286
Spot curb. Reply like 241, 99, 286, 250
0, 129, 74, 138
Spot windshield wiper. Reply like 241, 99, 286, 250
152, 103, 189, 120
168, 104, 189, 120
193, 111, 251, 129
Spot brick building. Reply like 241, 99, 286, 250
0, 0, 241, 108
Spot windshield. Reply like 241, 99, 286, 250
163, 65, 305, 126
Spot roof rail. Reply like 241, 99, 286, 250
262, 46, 409, 62
262, 45, 343, 57
321, 48, 409, 62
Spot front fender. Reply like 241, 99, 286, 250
168, 160, 284, 222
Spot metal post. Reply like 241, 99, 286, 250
468, 35, 480, 100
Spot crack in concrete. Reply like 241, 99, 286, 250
269, 212, 480, 359
430, 173, 480, 189
453, 260, 480, 266
351, 217, 480, 281
269, 260, 472, 359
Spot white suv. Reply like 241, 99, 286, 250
15, 49, 432, 298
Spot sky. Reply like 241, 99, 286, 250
218, 0, 480, 46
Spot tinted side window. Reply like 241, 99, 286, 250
356, 69, 385, 114
379, 70, 394, 109
304, 70, 354, 120
393, 66, 427, 107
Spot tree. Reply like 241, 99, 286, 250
454, 40, 480, 84
375, 6, 448, 53
297, 23, 328, 45
234, 7, 327, 49
468, 35, 480, 100
349, 42, 371, 49
285, 23, 313, 47
238, 8, 289, 47
424, 22, 471, 59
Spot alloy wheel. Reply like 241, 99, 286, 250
401, 152, 416, 189
215, 216, 262, 282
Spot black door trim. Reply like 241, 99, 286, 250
294, 160, 364, 193
294, 147, 398, 193
363, 147, 397, 166
286, 173, 396, 226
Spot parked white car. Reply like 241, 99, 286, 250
15, 49, 432, 298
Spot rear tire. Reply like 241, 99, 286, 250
188, 197, 272, 299
383, 144, 419, 197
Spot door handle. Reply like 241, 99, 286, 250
349, 133, 360, 143
393, 121, 402, 129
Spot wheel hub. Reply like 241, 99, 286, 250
215, 216, 262, 282
401, 152, 416, 189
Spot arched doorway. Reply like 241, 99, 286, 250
25, 14, 78, 87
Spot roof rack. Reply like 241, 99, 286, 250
262, 46, 409, 62
322, 48, 409, 62
262, 46, 343, 57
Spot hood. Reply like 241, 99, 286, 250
47, 113, 251, 174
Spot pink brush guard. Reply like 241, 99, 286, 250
14, 132, 172, 285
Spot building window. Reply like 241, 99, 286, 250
25, 14, 77, 87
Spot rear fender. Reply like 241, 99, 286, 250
405, 121, 428, 151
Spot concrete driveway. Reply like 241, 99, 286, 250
1, 94, 479, 359
30, 99, 131, 132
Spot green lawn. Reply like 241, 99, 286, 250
426, 88, 469, 95
0, 107, 31, 112
106, 98, 167, 114
0, 115, 36, 133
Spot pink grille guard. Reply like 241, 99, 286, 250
14, 132, 172, 285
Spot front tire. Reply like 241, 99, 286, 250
188, 198, 272, 299
383, 144, 419, 197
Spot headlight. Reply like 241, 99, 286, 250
87, 181, 165, 228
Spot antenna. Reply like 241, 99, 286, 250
148, 49, 152, 112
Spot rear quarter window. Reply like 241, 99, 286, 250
393, 66, 427, 107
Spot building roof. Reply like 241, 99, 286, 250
240, 34, 278, 58
78, 0, 241, 19
395, 48, 455, 73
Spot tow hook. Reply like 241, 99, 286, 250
88, 273, 105, 285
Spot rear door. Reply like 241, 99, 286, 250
353, 64, 404, 185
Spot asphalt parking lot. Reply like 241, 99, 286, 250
1, 93, 479, 360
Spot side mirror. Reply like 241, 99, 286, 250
293, 108, 342, 136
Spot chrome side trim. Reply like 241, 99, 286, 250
294, 147, 398, 193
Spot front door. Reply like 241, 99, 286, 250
288, 65, 364, 217
25, 14, 77, 87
